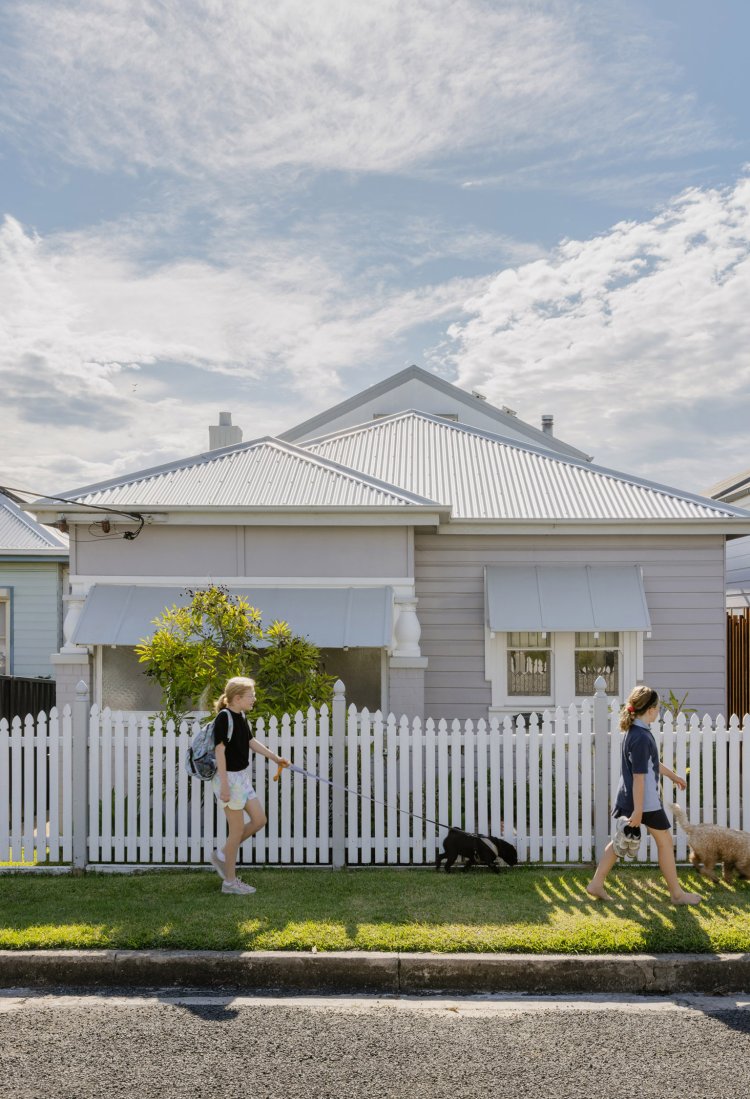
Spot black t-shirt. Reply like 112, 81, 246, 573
212, 708, 254, 772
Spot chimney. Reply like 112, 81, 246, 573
209, 411, 243, 450
541, 414, 554, 435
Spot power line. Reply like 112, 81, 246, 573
0, 483, 145, 541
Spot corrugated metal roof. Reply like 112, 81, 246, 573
0, 493, 69, 552
303, 412, 748, 522
59, 438, 438, 510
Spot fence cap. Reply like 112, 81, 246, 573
593, 675, 608, 695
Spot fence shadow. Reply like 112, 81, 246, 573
536, 869, 750, 954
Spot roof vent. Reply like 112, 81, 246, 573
541, 414, 554, 435
209, 411, 243, 450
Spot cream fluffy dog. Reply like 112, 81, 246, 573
671, 803, 750, 884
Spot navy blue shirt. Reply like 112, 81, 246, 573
613, 718, 662, 815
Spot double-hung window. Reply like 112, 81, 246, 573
487, 629, 639, 714
574, 632, 620, 696
0, 589, 10, 675
507, 632, 551, 697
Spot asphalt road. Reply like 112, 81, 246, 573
2, 991, 750, 1099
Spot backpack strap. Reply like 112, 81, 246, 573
226, 709, 234, 743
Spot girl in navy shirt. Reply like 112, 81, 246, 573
587, 685, 701, 905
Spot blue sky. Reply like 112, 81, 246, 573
1, 0, 749, 495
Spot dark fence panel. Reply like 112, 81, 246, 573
0, 675, 56, 723
727, 610, 750, 720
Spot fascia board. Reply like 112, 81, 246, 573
46, 507, 448, 527
436, 518, 750, 536
0, 550, 69, 561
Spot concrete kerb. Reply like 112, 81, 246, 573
2, 951, 750, 995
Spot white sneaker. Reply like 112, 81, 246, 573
221, 878, 256, 895
210, 851, 226, 880
611, 817, 632, 859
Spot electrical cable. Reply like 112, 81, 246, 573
0, 483, 145, 540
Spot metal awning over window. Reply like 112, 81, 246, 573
485, 565, 651, 632
72, 584, 393, 648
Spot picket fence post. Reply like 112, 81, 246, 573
593, 676, 610, 860
331, 679, 346, 869
71, 680, 90, 873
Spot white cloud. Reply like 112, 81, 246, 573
0, 0, 720, 182
446, 176, 750, 491
0, 214, 483, 489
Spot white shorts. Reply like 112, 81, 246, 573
213, 767, 257, 810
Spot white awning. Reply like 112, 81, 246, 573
72, 584, 393, 648
485, 565, 651, 632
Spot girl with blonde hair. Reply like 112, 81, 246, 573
209, 676, 289, 895
587, 685, 701, 905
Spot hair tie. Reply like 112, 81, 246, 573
627, 704, 635, 713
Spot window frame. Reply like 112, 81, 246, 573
485, 628, 643, 715
0, 588, 11, 676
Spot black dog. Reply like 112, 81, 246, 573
436, 827, 518, 873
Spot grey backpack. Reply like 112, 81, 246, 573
185, 710, 234, 780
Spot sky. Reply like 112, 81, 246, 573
1, 0, 749, 497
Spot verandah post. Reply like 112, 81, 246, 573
593, 675, 610, 860
71, 679, 90, 873
331, 679, 346, 869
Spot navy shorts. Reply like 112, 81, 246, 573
613, 807, 671, 832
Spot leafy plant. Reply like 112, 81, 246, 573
135, 585, 334, 725
660, 689, 697, 720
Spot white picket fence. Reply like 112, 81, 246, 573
3, 689, 750, 868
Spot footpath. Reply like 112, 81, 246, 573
3, 949, 750, 995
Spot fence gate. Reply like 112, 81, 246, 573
728, 609, 750, 720
0, 675, 56, 724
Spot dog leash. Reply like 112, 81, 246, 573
272, 759, 455, 832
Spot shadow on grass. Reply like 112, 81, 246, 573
535, 867, 750, 953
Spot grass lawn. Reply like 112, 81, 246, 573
1, 866, 750, 954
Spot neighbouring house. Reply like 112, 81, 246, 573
707, 468, 750, 609
0, 489, 68, 716
28, 369, 750, 720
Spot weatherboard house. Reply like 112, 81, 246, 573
0, 490, 68, 680
29, 367, 750, 720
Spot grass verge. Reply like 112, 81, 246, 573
1, 866, 750, 954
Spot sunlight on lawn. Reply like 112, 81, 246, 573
248, 920, 351, 950
0, 924, 113, 948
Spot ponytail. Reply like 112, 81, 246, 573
619, 685, 659, 731
213, 675, 256, 714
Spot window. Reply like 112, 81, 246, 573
319, 648, 383, 711
0, 590, 9, 675
486, 628, 641, 715
101, 647, 163, 711
575, 632, 620, 695
507, 632, 551, 696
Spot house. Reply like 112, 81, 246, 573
0, 489, 68, 684
28, 369, 750, 720
707, 468, 750, 610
